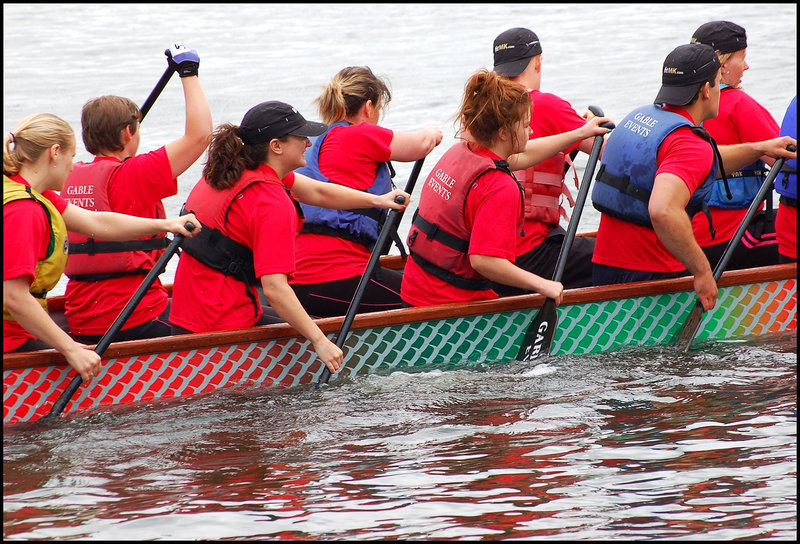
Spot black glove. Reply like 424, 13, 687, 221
166, 44, 199, 78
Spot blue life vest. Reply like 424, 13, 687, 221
706, 86, 766, 209
296, 121, 394, 249
592, 104, 719, 229
776, 95, 797, 204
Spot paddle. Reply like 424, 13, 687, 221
317, 158, 426, 387
44, 223, 194, 420
566, 105, 605, 174
517, 114, 615, 363
138, 50, 178, 120
674, 144, 796, 352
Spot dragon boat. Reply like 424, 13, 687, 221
3, 250, 796, 425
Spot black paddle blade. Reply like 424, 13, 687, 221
516, 299, 558, 362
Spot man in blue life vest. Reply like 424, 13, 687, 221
591, 43, 796, 312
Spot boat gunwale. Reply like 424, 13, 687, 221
3, 262, 796, 371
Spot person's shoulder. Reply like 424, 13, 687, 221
531, 89, 571, 107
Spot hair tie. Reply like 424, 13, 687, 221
8, 131, 15, 145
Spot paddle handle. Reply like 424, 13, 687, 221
552, 119, 614, 282
139, 50, 177, 121
318, 158, 426, 387
45, 223, 193, 419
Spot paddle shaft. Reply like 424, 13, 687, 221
317, 158, 426, 387
517, 117, 613, 362
45, 224, 193, 420
139, 50, 177, 120
676, 148, 794, 351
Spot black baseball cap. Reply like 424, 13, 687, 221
691, 20, 747, 54
654, 43, 721, 106
238, 101, 327, 145
493, 27, 542, 77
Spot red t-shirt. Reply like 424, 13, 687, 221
517, 89, 586, 255
401, 146, 521, 306
776, 203, 796, 259
170, 167, 301, 333
692, 87, 779, 246
292, 122, 394, 285
593, 107, 714, 273
63, 149, 176, 335
4, 175, 69, 351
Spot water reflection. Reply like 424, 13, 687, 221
4, 333, 795, 539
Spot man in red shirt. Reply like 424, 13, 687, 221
61, 44, 212, 343
490, 27, 609, 294
592, 43, 796, 312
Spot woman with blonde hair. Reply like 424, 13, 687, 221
689, 21, 781, 269
291, 66, 443, 317
3, 113, 199, 382
400, 69, 610, 307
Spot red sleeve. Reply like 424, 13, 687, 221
107, 147, 177, 214
318, 122, 393, 190
529, 90, 586, 154
3, 200, 51, 282
465, 170, 521, 261
656, 126, 715, 193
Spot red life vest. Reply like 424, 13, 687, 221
181, 169, 303, 317
63, 159, 168, 280
407, 142, 524, 290
512, 151, 578, 226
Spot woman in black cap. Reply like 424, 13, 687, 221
689, 20, 782, 270
169, 101, 409, 375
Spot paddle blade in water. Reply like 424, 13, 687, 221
516, 299, 558, 362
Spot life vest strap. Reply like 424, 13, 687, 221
411, 209, 470, 254
409, 251, 491, 291
68, 237, 169, 255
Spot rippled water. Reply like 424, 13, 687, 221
4, 333, 796, 540
3, 3, 797, 540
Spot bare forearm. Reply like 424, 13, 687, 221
4, 282, 82, 355
651, 210, 710, 277
470, 254, 563, 301
508, 130, 582, 171
70, 210, 169, 240
260, 276, 328, 344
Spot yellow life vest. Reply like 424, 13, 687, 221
3, 175, 69, 320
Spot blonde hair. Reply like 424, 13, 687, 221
315, 66, 392, 125
3, 113, 75, 176
716, 51, 742, 90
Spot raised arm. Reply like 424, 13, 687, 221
162, 45, 213, 178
